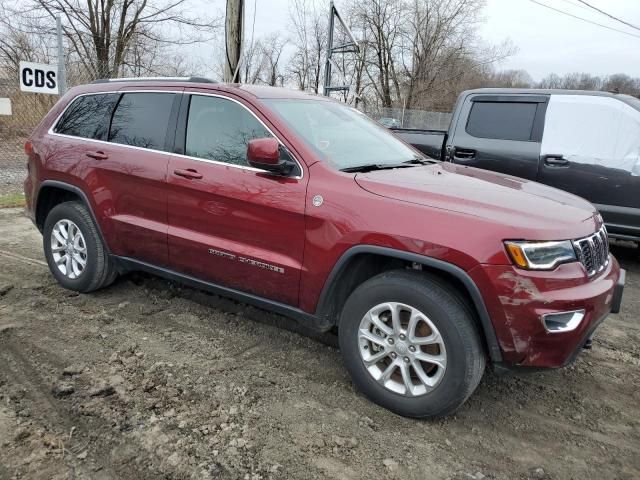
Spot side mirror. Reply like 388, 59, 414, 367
247, 137, 293, 175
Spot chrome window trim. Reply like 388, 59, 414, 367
47, 89, 305, 180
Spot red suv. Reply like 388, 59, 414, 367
24, 78, 625, 418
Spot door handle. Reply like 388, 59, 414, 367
453, 148, 476, 161
86, 150, 108, 160
173, 168, 203, 179
543, 155, 569, 167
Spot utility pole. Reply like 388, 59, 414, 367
224, 0, 244, 83
56, 15, 67, 94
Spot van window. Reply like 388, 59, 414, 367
109, 93, 175, 151
185, 95, 272, 166
54, 93, 118, 140
466, 101, 537, 141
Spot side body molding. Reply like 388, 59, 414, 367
315, 245, 503, 362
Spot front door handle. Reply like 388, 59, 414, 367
453, 148, 476, 161
173, 168, 203, 180
86, 150, 108, 160
542, 155, 569, 167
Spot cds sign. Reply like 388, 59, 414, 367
19, 61, 59, 95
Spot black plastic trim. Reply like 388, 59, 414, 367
114, 256, 330, 330
174, 93, 190, 155
35, 180, 109, 252
315, 245, 503, 362
611, 268, 625, 314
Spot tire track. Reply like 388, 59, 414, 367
0, 249, 47, 268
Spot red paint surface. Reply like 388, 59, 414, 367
25, 80, 623, 368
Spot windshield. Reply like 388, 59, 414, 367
265, 99, 422, 170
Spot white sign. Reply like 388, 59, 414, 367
0, 98, 11, 116
19, 61, 59, 95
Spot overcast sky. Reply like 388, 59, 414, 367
205, 0, 639, 81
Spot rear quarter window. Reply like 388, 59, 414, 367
53, 93, 118, 140
466, 101, 538, 141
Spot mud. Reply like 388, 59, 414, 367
0, 207, 638, 480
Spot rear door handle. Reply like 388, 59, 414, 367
86, 150, 108, 160
453, 148, 476, 160
542, 155, 569, 167
173, 168, 203, 180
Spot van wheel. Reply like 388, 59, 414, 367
338, 270, 485, 418
43, 201, 117, 293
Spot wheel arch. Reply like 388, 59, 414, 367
315, 245, 503, 362
35, 180, 108, 252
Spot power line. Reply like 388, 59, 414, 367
527, 0, 640, 39
576, 0, 640, 32
557, 0, 591, 12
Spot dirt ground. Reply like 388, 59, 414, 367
0, 207, 638, 480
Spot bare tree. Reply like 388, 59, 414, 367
260, 33, 288, 86
288, 0, 326, 93
351, 0, 404, 107
1, 0, 220, 80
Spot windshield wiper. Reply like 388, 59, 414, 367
341, 157, 436, 173
340, 163, 414, 173
403, 156, 437, 165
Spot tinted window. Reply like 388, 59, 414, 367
54, 93, 118, 139
185, 95, 272, 166
109, 93, 175, 150
466, 102, 537, 141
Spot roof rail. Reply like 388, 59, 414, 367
91, 76, 216, 84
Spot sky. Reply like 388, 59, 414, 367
204, 0, 640, 81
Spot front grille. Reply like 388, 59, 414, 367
573, 226, 609, 277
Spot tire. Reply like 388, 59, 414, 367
43, 201, 117, 293
338, 269, 485, 418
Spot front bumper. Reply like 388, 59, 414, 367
469, 256, 624, 368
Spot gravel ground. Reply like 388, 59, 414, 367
0, 207, 638, 480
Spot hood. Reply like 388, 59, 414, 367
355, 162, 601, 239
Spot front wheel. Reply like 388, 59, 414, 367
338, 270, 485, 418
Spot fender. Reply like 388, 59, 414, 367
35, 180, 109, 252
315, 245, 503, 362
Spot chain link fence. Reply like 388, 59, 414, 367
0, 64, 103, 196
362, 106, 452, 131
0, 74, 53, 195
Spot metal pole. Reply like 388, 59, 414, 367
323, 1, 335, 96
56, 15, 67, 94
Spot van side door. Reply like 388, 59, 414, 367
446, 94, 549, 180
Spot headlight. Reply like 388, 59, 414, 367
504, 240, 576, 270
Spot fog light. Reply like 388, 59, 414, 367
541, 310, 585, 333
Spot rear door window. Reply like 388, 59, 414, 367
54, 93, 118, 140
109, 93, 176, 151
466, 101, 538, 141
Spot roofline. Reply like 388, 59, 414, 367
463, 87, 626, 97
91, 76, 216, 84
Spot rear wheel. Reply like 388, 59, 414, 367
43, 201, 117, 292
338, 270, 485, 418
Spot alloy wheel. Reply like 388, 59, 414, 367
50, 219, 87, 279
358, 302, 447, 396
